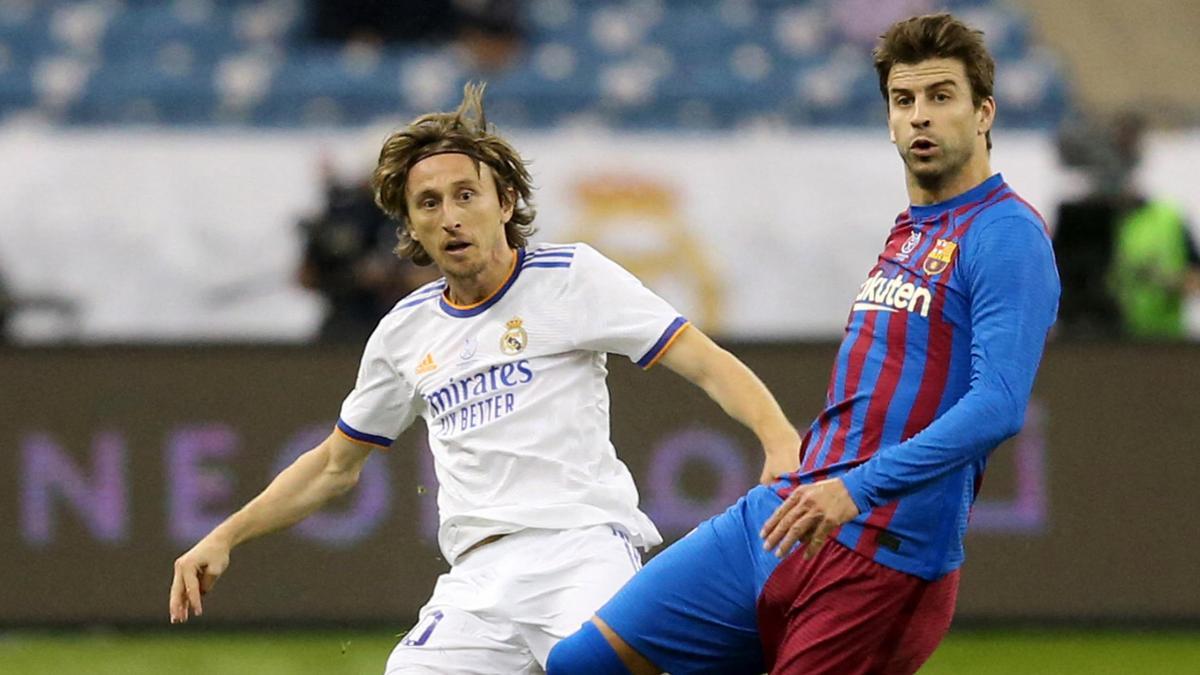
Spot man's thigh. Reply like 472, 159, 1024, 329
595, 488, 783, 675
760, 540, 959, 675
510, 525, 644, 667
384, 605, 539, 674
385, 554, 537, 675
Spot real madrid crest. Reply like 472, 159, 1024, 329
500, 317, 528, 355
922, 238, 958, 275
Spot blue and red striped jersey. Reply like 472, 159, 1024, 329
774, 173, 1060, 580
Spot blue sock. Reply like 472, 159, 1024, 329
545, 621, 633, 675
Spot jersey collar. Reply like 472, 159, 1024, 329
439, 247, 526, 318
908, 173, 1005, 222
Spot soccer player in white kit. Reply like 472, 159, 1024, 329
168, 84, 802, 674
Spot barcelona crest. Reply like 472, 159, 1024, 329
500, 317, 528, 355
922, 239, 958, 275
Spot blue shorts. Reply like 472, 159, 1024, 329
595, 485, 784, 675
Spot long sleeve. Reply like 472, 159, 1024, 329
840, 215, 1060, 513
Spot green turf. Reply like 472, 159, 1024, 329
0, 629, 1197, 674
922, 631, 1200, 674
0, 631, 397, 675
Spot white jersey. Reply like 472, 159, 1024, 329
337, 242, 688, 564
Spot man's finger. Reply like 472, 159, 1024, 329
760, 490, 801, 537
775, 511, 821, 558
804, 522, 833, 559
200, 569, 220, 595
761, 489, 808, 545
169, 568, 185, 623
181, 564, 204, 617
762, 495, 809, 551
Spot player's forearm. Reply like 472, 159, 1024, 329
697, 349, 800, 455
840, 382, 1024, 512
660, 329, 799, 456
206, 440, 361, 549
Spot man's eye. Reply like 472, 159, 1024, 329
459, 190, 474, 201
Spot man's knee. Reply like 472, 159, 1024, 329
546, 621, 632, 675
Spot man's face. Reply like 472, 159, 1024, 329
887, 58, 994, 187
404, 153, 514, 278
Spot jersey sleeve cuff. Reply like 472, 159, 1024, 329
636, 316, 690, 369
335, 418, 394, 449
838, 468, 876, 514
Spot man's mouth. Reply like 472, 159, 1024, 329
445, 241, 471, 253
910, 138, 938, 152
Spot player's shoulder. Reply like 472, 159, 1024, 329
535, 240, 632, 271
383, 276, 447, 322
956, 184, 1057, 283
962, 183, 1051, 251
981, 183, 1048, 234
522, 241, 585, 271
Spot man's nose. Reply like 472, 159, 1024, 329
439, 203, 462, 230
909, 101, 931, 128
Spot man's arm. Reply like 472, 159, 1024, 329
658, 326, 802, 484
839, 217, 1059, 509
763, 216, 1060, 558
168, 431, 374, 623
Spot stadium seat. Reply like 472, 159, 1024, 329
0, 0, 1070, 130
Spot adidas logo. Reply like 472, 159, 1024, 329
416, 352, 438, 374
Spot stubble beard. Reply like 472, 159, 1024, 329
905, 142, 973, 193
441, 256, 487, 285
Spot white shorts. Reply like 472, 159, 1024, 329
384, 524, 643, 674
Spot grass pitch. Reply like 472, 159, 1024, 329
0, 628, 1196, 674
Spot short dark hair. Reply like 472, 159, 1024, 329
874, 13, 995, 148
372, 83, 536, 265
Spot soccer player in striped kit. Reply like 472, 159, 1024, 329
548, 13, 1060, 675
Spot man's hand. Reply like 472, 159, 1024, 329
759, 448, 800, 486
169, 537, 231, 624
165, 432, 371, 625
760, 478, 859, 559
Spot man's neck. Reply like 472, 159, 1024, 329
444, 247, 517, 306
907, 157, 993, 206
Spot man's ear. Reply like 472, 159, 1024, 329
978, 96, 996, 136
501, 186, 516, 224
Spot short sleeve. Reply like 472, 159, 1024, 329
569, 244, 689, 368
336, 324, 418, 448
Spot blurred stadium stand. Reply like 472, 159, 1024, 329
1018, 0, 1200, 126
0, 0, 1069, 129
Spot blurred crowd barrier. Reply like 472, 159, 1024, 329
2, 126, 1199, 343
2, 343, 1197, 625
